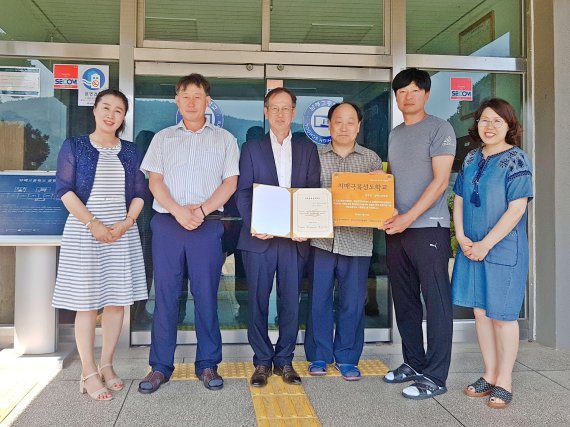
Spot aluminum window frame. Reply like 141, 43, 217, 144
137, 0, 391, 55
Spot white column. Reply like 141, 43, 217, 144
14, 246, 57, 354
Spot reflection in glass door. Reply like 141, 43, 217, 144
131, 65, 391, 345
277, 75, 392, 342
424, 70, 526, 340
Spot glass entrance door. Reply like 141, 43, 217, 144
130, 64, 392, 345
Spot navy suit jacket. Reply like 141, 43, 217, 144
236, 133, 321, 257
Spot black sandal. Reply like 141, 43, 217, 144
383, 363, 422, 383
401, 375, 448, 400
464, 377, 494, 397
487, 386, 513, 409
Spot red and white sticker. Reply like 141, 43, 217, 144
450, 77, 472, 101
53, 64, 78, 89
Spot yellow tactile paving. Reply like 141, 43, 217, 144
217, 361, 256, 378
169, 361, 256, 379
167, 359, 389, 427
249, 376, 307, 397
0, 377, 36, 423
169, 359, 389, 380
257, 420, 321, 427
250, 376, 321, 427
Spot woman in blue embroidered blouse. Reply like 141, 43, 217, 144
53, 89, 148, 401
451, 98, 533, 409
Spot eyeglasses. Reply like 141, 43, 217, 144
477, 118, 505, 129
267, 106, 294, 114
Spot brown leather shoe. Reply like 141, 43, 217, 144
274, 365, 301, 385
250, 365, 272, 387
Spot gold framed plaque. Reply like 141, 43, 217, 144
331, 172, 395, 228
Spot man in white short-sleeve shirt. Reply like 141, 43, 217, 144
138, 73, 239, 393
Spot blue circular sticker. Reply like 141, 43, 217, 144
176, 100, 224, 127
81, 68, 105, 90
303, 99, 335, 145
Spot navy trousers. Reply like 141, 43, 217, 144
242, 238, 305, 368
149, 213, 224, 379
304, 248, 371, 365
386, 226, 453, 387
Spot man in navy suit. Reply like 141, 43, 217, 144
236, 87, 320, 387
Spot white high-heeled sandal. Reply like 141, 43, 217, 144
79, 371, 113, 401
98, 364, 124, 391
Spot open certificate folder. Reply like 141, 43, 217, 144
251, 184, 334, 239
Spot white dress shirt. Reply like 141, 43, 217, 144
269, 129, 292, 188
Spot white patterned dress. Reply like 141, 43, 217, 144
52, 141, 147, 311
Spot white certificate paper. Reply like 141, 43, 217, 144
251, 184, 333, 239
251, 185, 291, 237
292, 188, 333, 238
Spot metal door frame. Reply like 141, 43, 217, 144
131, 62, 392, 345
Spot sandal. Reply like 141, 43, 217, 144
79, 371, 113, 401
196, 367, 224, 391
402, 375, 447, 400
487, 386, 513, 409
383, 363, 422, 383
138, 370, 168, 394
334, 363, 361, 381
464, 377, 494, 397
98, 364, 124, 391
308, 361, 327, 376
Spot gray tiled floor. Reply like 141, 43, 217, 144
439, 371, 570, 427
116, 380, 255, 427
4, 342, 570, 426
304, 376, 461, 427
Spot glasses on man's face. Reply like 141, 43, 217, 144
267, 106, 294, 114
477, 118, 505, 129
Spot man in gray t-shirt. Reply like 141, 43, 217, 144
389, 114, 456, 228
381, 68, 456, 400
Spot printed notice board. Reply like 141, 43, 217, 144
0, 172, 68, 235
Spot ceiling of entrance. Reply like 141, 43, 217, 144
1, 0, 511, 51
0, 0, 120, 44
